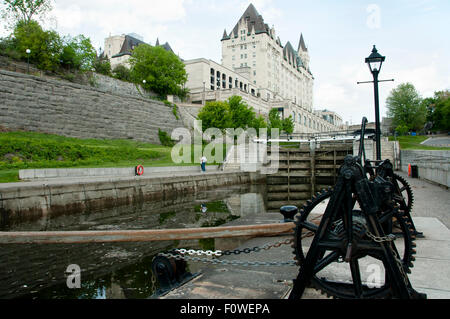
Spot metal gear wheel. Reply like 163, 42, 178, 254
292, 188, 417, 299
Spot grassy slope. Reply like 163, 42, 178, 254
389, 135, 450, 151
0, 131, 226, 183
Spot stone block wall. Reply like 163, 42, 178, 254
0, 70, 184, 143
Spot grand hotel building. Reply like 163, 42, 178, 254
104, 4, 344, 133
184, 4, 343, 133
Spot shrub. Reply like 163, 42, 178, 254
112, 65, 132, 82
158, 129, 175, 147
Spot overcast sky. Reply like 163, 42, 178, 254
1, 0, 449, 124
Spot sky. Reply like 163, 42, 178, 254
1, 0, 449, 124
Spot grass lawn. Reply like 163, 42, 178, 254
388, 135, 450, 150
0, 131, 228, 183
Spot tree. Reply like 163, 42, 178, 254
59, 35, 96, 72
267, 108, 295, 135
227, 95, 257, 129
1, 0, 52, 26
267, 108, 283, 131
197, 101, 232, 132
112, 65, 132, 82
386, 83, 426, 133
12, 19, 62, 71
129, 44, 187, 98
425, 90, 450, 131
282, 116, 295, 134
93, 56, 112, 76
198, 96, 268, 133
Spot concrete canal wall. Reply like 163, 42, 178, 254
0, 171, 265, 225
400, 150, 450, 188
18, 166, 220, 180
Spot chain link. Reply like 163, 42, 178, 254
158, 251, 297, 267
158, 238, 295, 268
365, 230, 396, 243
363, 224, 410, 285
170, 238, 293, 258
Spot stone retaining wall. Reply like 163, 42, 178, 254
0, 70, 183, 143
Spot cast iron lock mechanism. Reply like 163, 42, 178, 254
289, 118, 426, 299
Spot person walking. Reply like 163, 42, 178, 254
200, 155, 207, 173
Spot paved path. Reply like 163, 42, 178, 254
162, 172, 450, 299
397, 171, 450, 228
421, 136, 450, 147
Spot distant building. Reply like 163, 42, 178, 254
104, 34, 175, 69
317, 110, 343, 128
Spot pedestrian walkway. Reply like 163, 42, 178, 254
421, 136, 450, 148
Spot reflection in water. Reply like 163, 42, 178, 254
0, 184, 268, 299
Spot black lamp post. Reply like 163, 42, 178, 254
365, 45, 385, 161
26, 49, 31, 74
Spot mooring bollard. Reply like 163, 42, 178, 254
280, 206, 298, 223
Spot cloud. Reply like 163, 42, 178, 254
393, 60, 449, 98
239, 0, 283, 22
40, 0, 187, 50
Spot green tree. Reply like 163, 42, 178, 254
12, 19, 62, 71
198, 101, 232, 131
112, 65, 132, 82
227, 95, 257, 129
59, 35, 96, 71
425, 90, 450, 131
251, 115, 268, 132
267, 108, 283, 131
1, 0, 52, 26
386, 83, 426, 132
129, 44, 187, 98
282, 116, 295, 134
197, 96, 266, 132
93, 56, 112, 76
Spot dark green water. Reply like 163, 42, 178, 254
0, 184, 268, 299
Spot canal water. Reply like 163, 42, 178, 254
0, 184, 270, 299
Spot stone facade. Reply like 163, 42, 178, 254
0, 70, 183, 143
221, 5, 314, 111
184, 59, 340, 134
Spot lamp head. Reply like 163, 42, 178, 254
365, 45, 385, 73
